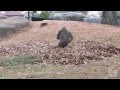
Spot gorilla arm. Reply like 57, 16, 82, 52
69, 33, 73, 43
57, 30, 61, 39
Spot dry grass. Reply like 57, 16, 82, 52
0, 20, 120, 79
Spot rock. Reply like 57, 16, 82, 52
84, 11, 102, 24
85, 11, 102, 19
0, 23, 15, 38
116, 11, 120, 17
1, 16, 30, 30
0, 16, 29, 38
49, 11, 87, 21
0, 15, 8, 20
84, 18, 101, 23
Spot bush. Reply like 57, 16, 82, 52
39, 11, 50, 18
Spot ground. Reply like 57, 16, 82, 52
0, 20, 120, 79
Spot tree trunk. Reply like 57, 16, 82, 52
28, 11, 30, 20
101, 11, 118, 26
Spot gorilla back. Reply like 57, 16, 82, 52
57, 27, 73, 48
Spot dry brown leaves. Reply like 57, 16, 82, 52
1, 21, 120, 66
0, 39, 120, 66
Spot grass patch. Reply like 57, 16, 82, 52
0, 55, 42, 66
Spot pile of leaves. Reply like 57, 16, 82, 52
43, 40, 120, 65
0, 40, 120, 65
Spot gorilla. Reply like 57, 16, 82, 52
41, 22, 48, 27
57, 27, 73, 48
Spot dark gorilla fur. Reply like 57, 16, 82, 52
57, 27, 73, 48
41, 22, 48, 27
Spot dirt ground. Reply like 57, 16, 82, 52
0, 20, 120, 79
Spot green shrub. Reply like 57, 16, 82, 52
39, 11, 50, 18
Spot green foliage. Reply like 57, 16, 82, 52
0, 55, 42, 66
39, 11, 50, 18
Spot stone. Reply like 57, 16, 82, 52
0, 15, 8, 20
0, 16, 29, 38
49, 11, 87, 21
